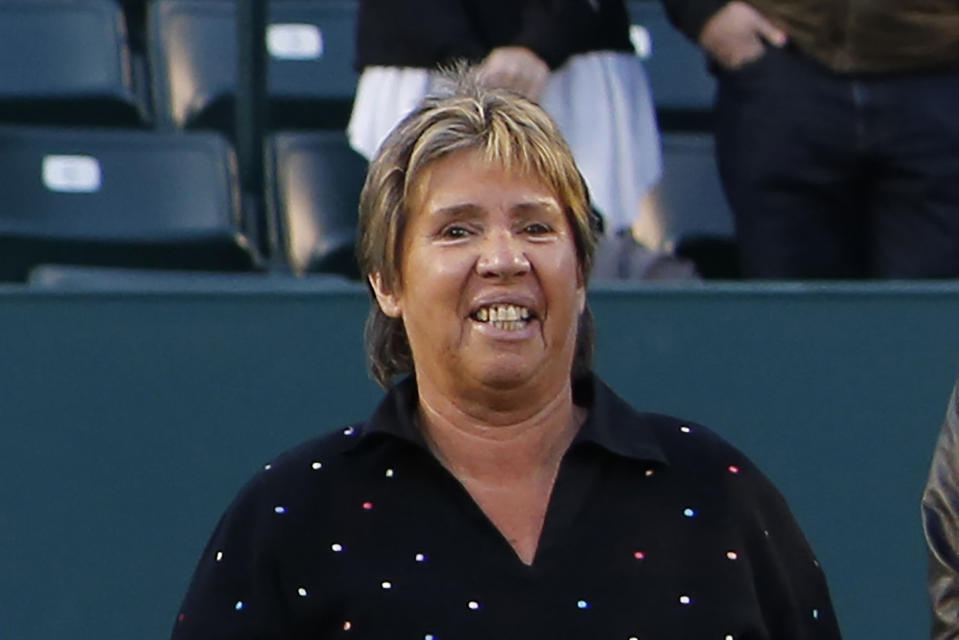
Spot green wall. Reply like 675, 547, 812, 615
1, 281, 956, 638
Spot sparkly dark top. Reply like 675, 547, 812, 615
172, 374, 841, 639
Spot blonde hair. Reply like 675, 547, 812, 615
357, 73, 598, 388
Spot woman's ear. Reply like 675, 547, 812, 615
369, 272, 403, 318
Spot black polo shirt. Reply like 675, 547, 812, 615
172, 374, 841, 639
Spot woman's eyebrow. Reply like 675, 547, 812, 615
431, 203, 483, 219
429, 198, 561, 218
511, 198, 563, 215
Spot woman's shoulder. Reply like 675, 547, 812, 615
255, 422, 375, 486
640, 411, 800, 518
624, 411, 758, 479
638, 412, 748, 460
222, 423, 376, 513
270, 422, 368, 463
587, 376, 755, 473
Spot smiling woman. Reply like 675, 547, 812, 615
369, 149, 585, 410
357, 74, 598, 392
171, 73, 843, 640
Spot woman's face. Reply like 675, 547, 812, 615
371, 148, 585, 396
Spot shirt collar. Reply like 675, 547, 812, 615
351, 372, 669, 467
357, 375, 429, 450
570, 373, 669, 464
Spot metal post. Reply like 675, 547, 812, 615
235, 0, 269, 257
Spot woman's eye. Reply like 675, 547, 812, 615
441, 225, 471, 239
524, 222, 552, 235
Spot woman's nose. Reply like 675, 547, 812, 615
476, 231, 530, 279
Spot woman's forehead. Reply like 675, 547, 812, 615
408, 148, 557, 207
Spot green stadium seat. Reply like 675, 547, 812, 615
0, 125, 259, 280
0, 0, 148, 126
148, 0, 359, 133
266, 130, 366, 278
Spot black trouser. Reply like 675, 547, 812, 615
715, 46, 959, 279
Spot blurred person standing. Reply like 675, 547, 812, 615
924, 375, 959, 638
347, 0, 663, 247
661, 0, 959, 278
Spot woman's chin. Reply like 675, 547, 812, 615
466, 356, 540, 392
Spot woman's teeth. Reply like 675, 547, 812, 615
474, 304, 531, 329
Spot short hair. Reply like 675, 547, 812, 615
356, 73, 599, 388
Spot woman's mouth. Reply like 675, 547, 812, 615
470, 304, 533, 331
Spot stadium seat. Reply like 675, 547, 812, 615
266, 131, 365, 278
627, 0, 715, 130
0, 126, 259, 281
633, 132, 738, 277
0, 0, 148, 126
148, 0, 359, 133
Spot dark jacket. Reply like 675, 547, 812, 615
660, 0, 959, 73
355, 0, 634, 71
923, 378, 959, 638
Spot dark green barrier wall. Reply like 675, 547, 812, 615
1, 282, 957, 638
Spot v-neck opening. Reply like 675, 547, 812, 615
431, 442, 601, 572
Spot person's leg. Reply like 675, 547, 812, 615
868, 70, 959, 278
715, 47, 867, 278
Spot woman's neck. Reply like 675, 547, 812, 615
413, 374, 585, 565
414, 375, 583, 484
